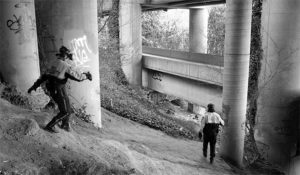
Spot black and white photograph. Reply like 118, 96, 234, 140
0, 0, 297, 174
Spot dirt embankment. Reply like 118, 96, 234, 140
0, 98, 237, 175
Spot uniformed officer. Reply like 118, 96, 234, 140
200, 103, 224, 164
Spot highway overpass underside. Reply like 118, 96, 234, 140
139, 0, 251, 168
139, 0, 300, 172
0, 0, 300, 173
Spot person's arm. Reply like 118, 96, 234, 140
28, 74, 50, 93
65, 66, 92, 82
65, 72, 86, 82
217, 114, 225, 126
200, 115, 206, 132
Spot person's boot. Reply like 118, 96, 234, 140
44, 118, 57, 132
203, 152, 207, 158
44, 116, 63, 133
60, 123, 71, 132
60, 115, 71, 132
44, 125, 59, 133
46, 114, 68, 130
210, 157, 214, 164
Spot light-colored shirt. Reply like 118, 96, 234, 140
200, 112, 224, 131
47, 59, 87, 80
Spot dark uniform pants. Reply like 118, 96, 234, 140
203, 133, 217, 158
202, 123, 219, 158
46, 85, 71, 128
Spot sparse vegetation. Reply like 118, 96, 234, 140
0, 82, 94, 123
98, 35, 196, 139
244, 0, 263, 166
0, 82, 33, 110
207, 6, 225, 56
98, 5, 197, 140
142, 10, 189, 51
72, 104, 93, 123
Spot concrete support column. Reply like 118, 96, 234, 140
188, 8, 208, 113
35, 0, 101, 127
255, 0, 300, 171
189, 8, 208, 53
220, 0, 252, 167
119, 0, 142, 85
0, 0, 40, 92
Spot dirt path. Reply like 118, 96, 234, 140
0, 98, 236, 175
99, 109, 235, 174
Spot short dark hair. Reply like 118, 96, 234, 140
59, 46, 70, 54
56, 46, 73, 60
207, 103, 215, 112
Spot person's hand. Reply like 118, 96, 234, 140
84, 72, 92, 81
198, 131, 202, 140
27, 87, 34, 94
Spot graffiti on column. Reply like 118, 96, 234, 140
273, 120, 294, 136
6, 3, 36, 34
70, 35, 92, 68
152, 72, 163, 81
6, 15, 22, 33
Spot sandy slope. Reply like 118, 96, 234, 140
0, 98, 236, 175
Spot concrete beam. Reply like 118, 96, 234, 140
143, 47, 223, 67
141, 0, 226, 10
144, 0, 225, 6
35, 0, 101, 127
0, 0, 40, 92
143, 69, 222, 112
143, 53, 223, 86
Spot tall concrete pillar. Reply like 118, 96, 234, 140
35, 0, 101, 127
189, 8, 208, 53
188, 8, 208, 113
119, 0, 142, 85
0, 0, 40, 92
220, 0, 252, 167
255, 0, 300, 171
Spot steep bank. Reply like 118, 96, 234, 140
0, 98, 235, 175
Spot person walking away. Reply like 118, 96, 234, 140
201, 103, 224, 164
28, 46, 92, 133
